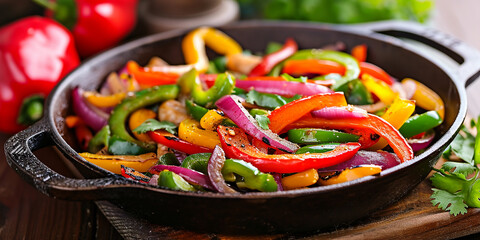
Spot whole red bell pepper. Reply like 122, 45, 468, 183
0, 16, 80, 134
248, 38, 298, 77
38, 0, 138, 57
217, 125, 361, 173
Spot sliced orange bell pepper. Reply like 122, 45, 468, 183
351, 44, 367, 62
402, 78, 445, 120
79, 152, 158, 174
281, 168, 319, 190
84, 91, 126, 108
282, 59, 345, 76
268, 92, 347, 133
127, 61, 180, 86
318, 165, 382, 185
129, 108, 157, 142
359, 62, 393, 85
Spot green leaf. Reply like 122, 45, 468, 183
450, 127, 475, 165
465, 178, 480, 208
246, 90, 301, 110
255, 115, 271, 130
281, 73, 307, 83
430, 172, 465, 194
133, 119, 177, 135
431, 188, 468, 216
441, 162, 477, 180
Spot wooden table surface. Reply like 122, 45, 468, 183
1, 0, 480, 239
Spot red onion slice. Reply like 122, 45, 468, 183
235, 80, 333, 97
273, 173, 284, 191
149, 165, 214, 190
311, 106, 368, 119
216, 95, 299, 153
317, 150, 400, 172
208, 146, 237, 193
407, 131, 435, 152
72, 87, 108, 132
148, 174, 159, 186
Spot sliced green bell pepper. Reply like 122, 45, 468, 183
185, 99, 209, 121
158, 170, 196, 191
295, 143, 341, 154
109, 84, 179, 152
181, 153, 211, 174
222, 159, 278, 192
288, 128, 360, 144
158, 153, 181, 166
399, 110, 443, 138
88, 125, 110, 153
336, 79, 373, 105
246, 90, 301, 110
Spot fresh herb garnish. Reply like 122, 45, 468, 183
255, 115, 271, 130
133, 119, 177, 135
281, 73, 307, 83
430, 116, 480, 215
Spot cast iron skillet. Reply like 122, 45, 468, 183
5, 21, 480, 234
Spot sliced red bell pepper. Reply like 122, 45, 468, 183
351, 44, 367, 62
359, 62, 393, 85
148, 130, 213, 154
249, 38, 298, 77
217, 125, 361, 173
127, 61, 180, 86
286, 115, 414, 163
268, 92, 347, 133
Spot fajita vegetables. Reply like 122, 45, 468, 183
67, 27, 444, 193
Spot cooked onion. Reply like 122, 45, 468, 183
207, 146, 237, 193
317, 150, 400, 172
149, 165, 214, 190
311, 106, 368, 119
235, 80, 333, 97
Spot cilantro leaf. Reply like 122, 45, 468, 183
440, 162, 477, 179
255, 115, 270, 130
431, 188, 468, 216
281, 73, 307, 83
133, 119, 177, 135
449, 126, 475, 164
430, 172, 465, 194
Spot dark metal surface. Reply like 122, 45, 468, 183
4, 20, 480, 234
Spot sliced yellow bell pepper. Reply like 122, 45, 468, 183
318, 165, 382, 186
200, 109, 226, 131
79, 152, 158, 174
402, 78, 445, 120
178, 118, 220, 149
182, 27, 242, 73
369, 97, 415, 150
129, 108, 157, 142
361, 73, 397, 105
281, 168, 319, 190
84, 91, 126, 108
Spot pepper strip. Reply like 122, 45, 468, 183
288, 115, 414, 163
281, 168, 319, 190
318, 165, 382, 185
183, 27, 242, 73
79, 152, 158, 174
148, 130, 213, 154
359, 62, 393, 85
402, 78, 445, 120
351, 44, 367, 62
83, 91, 126, 108
127, 61, 179, 86
178, 119, 221, 149
268, 92, 347, 133
109, 85, 179, 152
217, 125, 361, 173
249, 38, 298, 77
369, 97, 415, 150
361, 73, 397, 105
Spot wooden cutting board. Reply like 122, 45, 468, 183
96, 159, 480, 240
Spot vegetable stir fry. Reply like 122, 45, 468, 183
68, 27, 444, 193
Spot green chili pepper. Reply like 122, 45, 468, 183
192, 72, 235, 108
181, 153, 211, 174
288, 128, 360, 144
336, 79, 373, 105
108, 136, 147, 155
88, 125, 110, 153
222, 159, 278, 192
399, 110, 443, 138
295, 143, 341, 154
158, 153, 181, 166
185, 99, 209, 121
158, 170, 196, 191
109, 84, 179, 152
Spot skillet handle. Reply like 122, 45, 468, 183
4, 119, 138, 200
352, 20, 480, 87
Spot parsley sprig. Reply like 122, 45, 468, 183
430, 116, 480, 215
